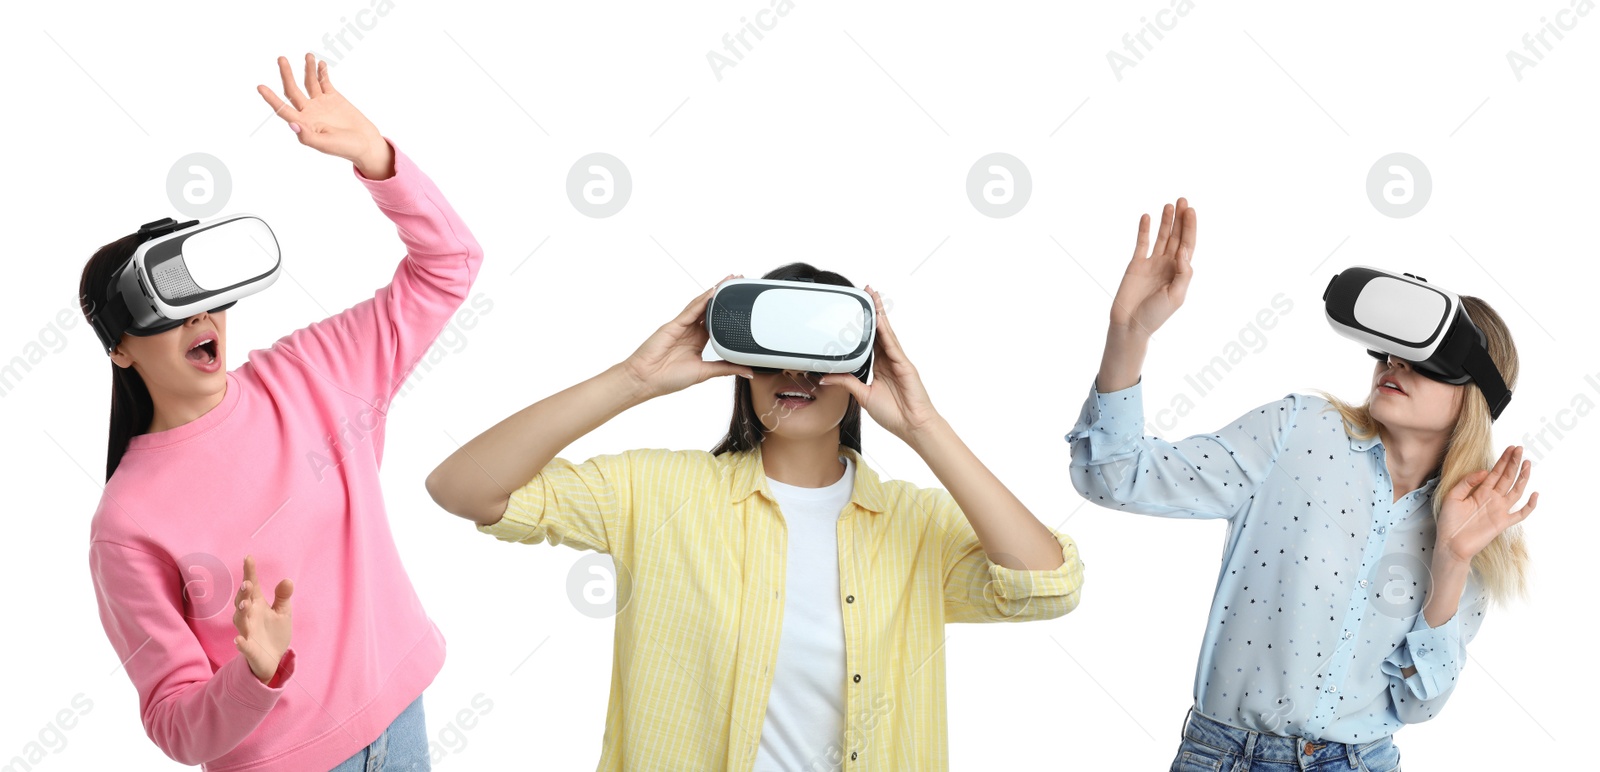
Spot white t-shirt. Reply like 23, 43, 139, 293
753, 454, 854, 772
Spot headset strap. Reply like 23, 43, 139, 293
86, 281, 133, 354
87, 218, 198, 354
1462, 340, 1512, 420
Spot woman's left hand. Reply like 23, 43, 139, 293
256, 54, 392, 179
820, 286, 942, 444
1436, 445, 1538, 564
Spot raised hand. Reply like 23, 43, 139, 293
231, 555, 294, 684
1109, 197, 1197, 337
1437, 445, 1538, 565
621, 275, 754, 401
821, 286, 940, 443
256, 54, 391, 178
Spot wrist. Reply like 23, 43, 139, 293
1430, 550, 1473, 581
905, 412, 951, 454
249, 658, 278, 684
353, 136, 394, 180
1105, 319, 1153, 346
605, 362, 653, 408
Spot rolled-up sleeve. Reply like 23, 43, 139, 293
1065, 378, 1297, 520
476, 451, 635, 556
931, 488, 1086, 624
1380, 575, 1488, 723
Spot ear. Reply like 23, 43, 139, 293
108, 342, 134, 369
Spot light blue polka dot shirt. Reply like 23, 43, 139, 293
1065, 379, 1487, 743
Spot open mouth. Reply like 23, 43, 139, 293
186, 333, 220, 372
1377, 377, 1406, 396
776, 390, 816, 409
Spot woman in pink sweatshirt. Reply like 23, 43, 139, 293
78, 54, 482, 771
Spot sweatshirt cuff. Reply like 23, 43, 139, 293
223, 647, 294, 713
351, 137, 419, 207
1064, 377, 1146, 461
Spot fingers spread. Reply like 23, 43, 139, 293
276, 56, 308, 110
1130, 213, 1152, 264
303, 53, 322, 98
1152, 204, 1175, 257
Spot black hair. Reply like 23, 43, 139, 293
710, 262, 867, 456
79, 231, 158, 481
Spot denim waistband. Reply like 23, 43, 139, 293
1181, 706, 1389, 767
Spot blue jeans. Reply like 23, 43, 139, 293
1171, 707, 1402, 772
328, 695, 430, 772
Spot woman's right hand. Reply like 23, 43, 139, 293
232, 555, 294, 684
1109, 197, 1197, 337
620, 274, 755, 401
1095, 198, 1197, 392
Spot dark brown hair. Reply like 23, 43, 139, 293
79, 231, 158, 481
710, 262, 866, 456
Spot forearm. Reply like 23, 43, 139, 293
427, 363, 646, 525
908, 415, 1064, 570
1400, 550, 1471, 677
1096, 323, 1149, 392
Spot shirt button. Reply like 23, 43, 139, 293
1342, 630, 1353, 640
850, 751, 858, 761
846, 594, 855, 604
1377, 525, 1387, 534
853, 673, 861, 683
1328, 685, 1338, 694
1358, 579, 1370, 588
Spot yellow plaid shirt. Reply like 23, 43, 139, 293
477, 443, 1085, 770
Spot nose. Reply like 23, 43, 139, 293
1385, 354, 1411, 371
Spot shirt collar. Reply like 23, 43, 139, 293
1347, 431, 1381, 452
728, 442, 887, 514
1347, 430, 1442, 496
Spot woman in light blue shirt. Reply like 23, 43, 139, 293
1066, 199, 1538, 772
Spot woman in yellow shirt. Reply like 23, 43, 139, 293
426, 263, 1085, 770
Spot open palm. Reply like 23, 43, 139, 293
256, 54, 385, 167
231, 555, 294, 683
1110, 198, 1197, 336
1437, 445, 1538, 564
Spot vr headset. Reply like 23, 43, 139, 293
705, 278, 875, 381
1323, 266, 1511, 420
88, 214, 282, 354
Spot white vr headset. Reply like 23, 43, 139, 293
1323, 266, 1512, 420
88, 214, 282, 354
705, 278, 875, 381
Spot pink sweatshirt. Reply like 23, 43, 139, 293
88, 139, 481, 771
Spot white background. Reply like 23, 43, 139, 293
3, 1, 1595, 768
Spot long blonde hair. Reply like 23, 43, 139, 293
1318, 296, 1528, 605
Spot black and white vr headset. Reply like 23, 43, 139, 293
705, 278, 875, 381
87, 214, 282, 354
1323, 266, 1511, 420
